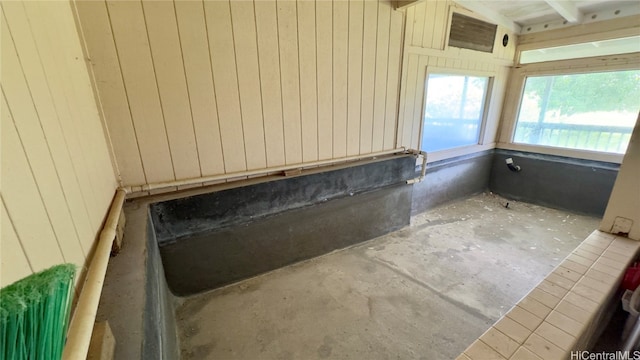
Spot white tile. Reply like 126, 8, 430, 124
480, 328, 520, 358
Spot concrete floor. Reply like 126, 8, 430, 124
175, 193, 600, 359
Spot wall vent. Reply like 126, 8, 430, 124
448, 13, 497, 53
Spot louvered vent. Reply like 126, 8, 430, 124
448, 13, 497, 53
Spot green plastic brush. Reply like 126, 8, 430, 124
0, 264, 76, 360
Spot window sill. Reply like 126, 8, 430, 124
423, 143, 496, 163
496, 143, 624, 164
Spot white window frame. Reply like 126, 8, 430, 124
497, 54, 640, 164
420, 67, 497, 162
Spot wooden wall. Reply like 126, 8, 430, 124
397, 1, 517, 152
0, 1, 118, 287
75, 0, 405, 187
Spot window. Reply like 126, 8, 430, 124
519, 36, 640, 64
421, 74, 491, 152
513, 70, 640, 154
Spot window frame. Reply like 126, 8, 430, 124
497, 54, 640, 164
419, 67, 496, 162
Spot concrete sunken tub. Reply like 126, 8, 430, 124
95, 154, 417, 359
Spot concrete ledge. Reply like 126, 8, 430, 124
459, 230, 640, 359
151, 155, 416, 244
96, 202, 180, 360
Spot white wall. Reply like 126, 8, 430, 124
75, 0, 406, 188
0, 1, 118, 287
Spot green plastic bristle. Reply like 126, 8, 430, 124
0, 264, 76, 360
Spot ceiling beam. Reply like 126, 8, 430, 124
454, 0, 522, 33
544, 0, 584, 23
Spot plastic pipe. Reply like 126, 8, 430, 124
62, 188, 126, 360
123, 148, 407, 194
406, 150, 427, 184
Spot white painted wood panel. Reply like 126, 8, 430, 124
204, 0, 247, 173
346, 0, 364, 156
1, 93, 65, 271
298, 0, 319, 163
255, 0, 286, 167
359, 0, 378, 154
384, 8, 403, 150
422, 0, 437, 48
143, 1, 201, 179
333, 0, 349, 158
278, 0, 303, 164
400, 54, 419, 147
230, 1, 268, 170
48, 2, 116, 209
1, 2, 117, 285
174, 0, 225, 176
75, 0, 406, 187
316, 0, 333, 160
3, 2, 96, 255
412, 2, 426, 47
74, 1, 146, 186
371, 2, 391, 152
1, 18, 85, 266
23, 1, 103, 230
0, 199, 32, 287
106, 0, 175, 183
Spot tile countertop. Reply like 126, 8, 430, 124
458, 230, 640, 360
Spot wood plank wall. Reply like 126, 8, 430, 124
397, 1, 517, 150
0, 2, 118, 287
75, 0, 405, 188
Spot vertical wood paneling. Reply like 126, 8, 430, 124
23, 2, 103, 230
412, 2, 426, 46
371, 2, 390, 152
431, 0, 447, 50
204, 0, 247, 173
48, 2, 116, 208
359, 0, 378, 154
332, 0, 348, 158
3, 2, 95, 254
1, 94, 65, 270
76, 0, 406, 187
143, 1, 201, 179
384, 9, 403, 150
230, 1, 267, 170
106, 0, 175, 182
0, 0, 123, 286
1, 18, 85, 266
255, 0, 286, 167
277, 0, 303, 164
422, 0, 437, 48
298, 0, 318, 162
1, 200, 32, 287
405, 5, 415, 48
74, 1, 146, 186
174, 0, 225, 176
400, 54, 418, 146
316, 0, 333, 160
346, 0, 364, 156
